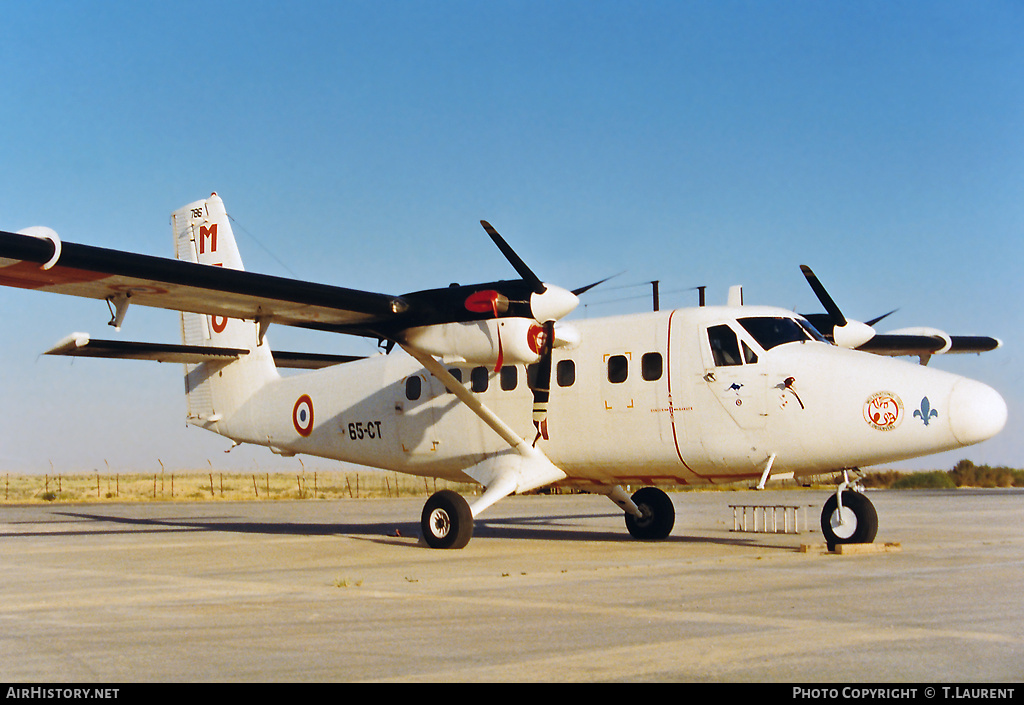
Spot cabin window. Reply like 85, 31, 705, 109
641, 352, 663, 381
471, 366, 489, 393
500, 365, 517, 391
607, 354, 628, 383
444, 368, 462, 393
556, 359, 575, 387
708, 325, 743, 366
405, 376, 422, 400
738, 316, 810, 351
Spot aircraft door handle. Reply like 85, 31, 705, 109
703, 371, 716, 383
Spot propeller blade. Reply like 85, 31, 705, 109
800, 264, 847, 327
866, 309, 899, 327
480, 220, 546, 294
571, 271, 624, 296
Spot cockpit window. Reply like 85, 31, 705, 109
708, 325, 743, 366
738, 316, 812, 351
797, 318, 830, 344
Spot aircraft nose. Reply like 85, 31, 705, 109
948, 379, 1007, 446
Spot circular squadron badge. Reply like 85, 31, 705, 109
864, 391, 904, 431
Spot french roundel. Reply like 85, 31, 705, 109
292, 395, 314, 437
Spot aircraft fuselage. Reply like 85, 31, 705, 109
210, 305, 1007, 489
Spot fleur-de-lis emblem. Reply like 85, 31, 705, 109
914, 397, 939, 426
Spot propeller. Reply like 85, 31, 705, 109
481, 220, 580, 324
480, 221, 599, 444
799, 265, 878, 349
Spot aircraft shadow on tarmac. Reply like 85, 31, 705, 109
20, 509, 798, 550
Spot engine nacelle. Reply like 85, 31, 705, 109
402, 319, 576, 366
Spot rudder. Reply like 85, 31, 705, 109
170, 193, 278, 427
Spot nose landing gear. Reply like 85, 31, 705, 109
821, 471, 878, 551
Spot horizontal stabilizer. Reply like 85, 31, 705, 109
45, 333, 248, 364
44, 333, 361, 369
269, 351, 365, 369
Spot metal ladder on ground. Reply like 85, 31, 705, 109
729, 504, 806, 534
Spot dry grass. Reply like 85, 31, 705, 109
0, 467, 860, 505
0, 471, 479, 504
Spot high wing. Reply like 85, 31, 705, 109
0, 228, 408, 334
0, 225, 577, 342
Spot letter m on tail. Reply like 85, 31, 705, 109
199, 223, 217, 254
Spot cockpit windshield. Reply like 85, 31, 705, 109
738, 316, 821, 351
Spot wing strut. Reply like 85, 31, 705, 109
400, 344, 566, 517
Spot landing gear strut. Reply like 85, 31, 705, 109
421, 490, 474, 549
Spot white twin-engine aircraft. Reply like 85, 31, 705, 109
0, 194, 1007, 549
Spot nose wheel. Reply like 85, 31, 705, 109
821, 490, 878, 551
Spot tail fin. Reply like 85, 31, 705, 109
170, 193, 278, 427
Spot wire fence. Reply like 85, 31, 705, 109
1, 465, 892, 505
1, 471, 480, 504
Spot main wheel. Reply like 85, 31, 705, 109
421, 490, 474, 549
821, 490, 878, 550
624, 487, 675, 540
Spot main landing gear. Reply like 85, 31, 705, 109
820, 471, 878, 551
604, 485, 676, 541
419, 485, 678, 548
624, 487, 676, 540
421, 490, 474, 549
419, 482, 878, 551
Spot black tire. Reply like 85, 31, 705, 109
821, 490, 878, 550
624, 487, 675, 540
421, 490, 474, 549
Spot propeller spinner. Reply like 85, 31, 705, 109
800, 265, 877, 349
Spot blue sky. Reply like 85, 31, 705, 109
0, 0, 1020, 474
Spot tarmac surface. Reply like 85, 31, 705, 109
1, 488, 1022, 683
